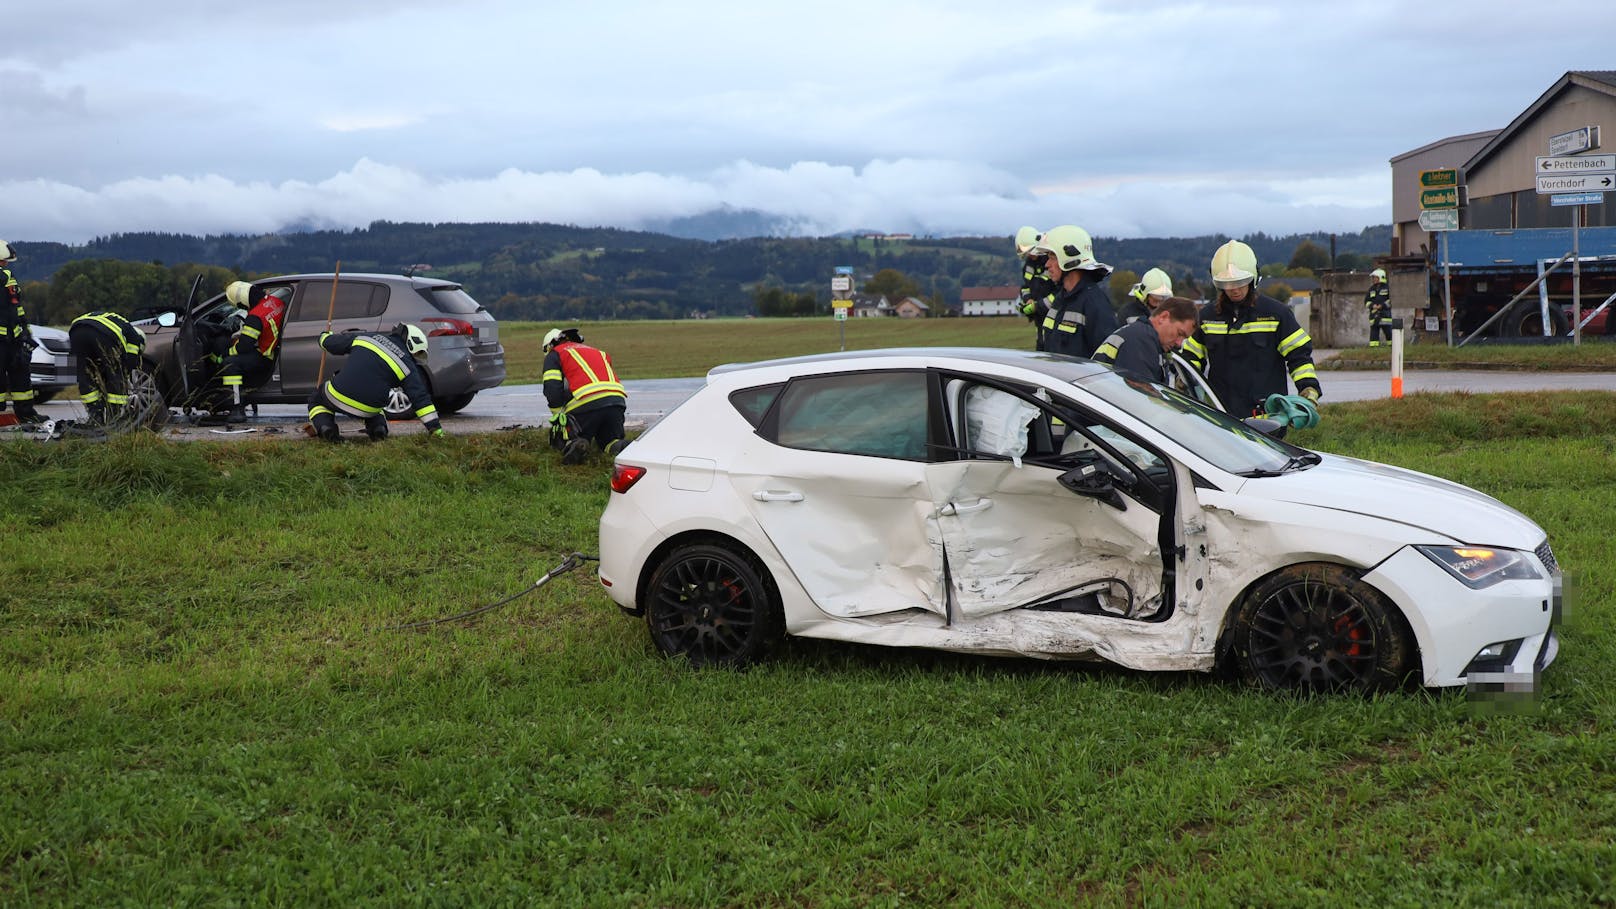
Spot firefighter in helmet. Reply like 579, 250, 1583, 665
542, 327, 628, 464
1181, 240, 1321, 418
0, 241, 43, 424
68, 310, 146, 426
216, 281, 291, 421
1119, 267, 1174, 325
1026, 225, 1117, 358
1014, 226, 1058, 345
307, 323, 445, 442
1365, 268, 1392, 348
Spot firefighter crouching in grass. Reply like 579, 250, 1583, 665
542, 327, 628, 464
307, 323, 445, 442
69, 311, 145, 425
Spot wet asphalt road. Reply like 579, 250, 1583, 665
24, 366, 1616, 440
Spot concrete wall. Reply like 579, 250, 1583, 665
1311, 270, 1429, 347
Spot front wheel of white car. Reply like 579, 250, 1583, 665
645, 542, 783, 668
1226, 563, 1415, 693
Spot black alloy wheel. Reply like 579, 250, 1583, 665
1229, 564, 1413, 693
645, 543, 782, 668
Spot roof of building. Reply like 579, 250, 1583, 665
1464, 71, 1616, 173
1389, 129, 1502, 165
959, 285, 1019, 301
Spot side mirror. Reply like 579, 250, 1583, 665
1243, 416, 1288, 439
157, 311, 178, 327
1057, 462, 1127, 511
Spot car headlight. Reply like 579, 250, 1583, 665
1416, 545, 1543, 589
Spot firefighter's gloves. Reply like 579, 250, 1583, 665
1299, 387, 1321, 403
430, 428, 447, 439
547, 412, 568, 430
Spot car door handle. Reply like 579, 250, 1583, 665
940, 498, 992, 516
753, 490, 805, 502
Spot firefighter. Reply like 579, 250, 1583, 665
68, 311, 146, 426
1118, 267, 1173, 326
1093, 296, 1200, 385
0, 241, 43, 424
217, 281, 291, 421
1181, 240, 1321, 418
1365, 268, 1393, 348
1014, 226, 1057, 346
542, 327, 627, 464
306, 323, 445, 442
1026, 225, 1117, 358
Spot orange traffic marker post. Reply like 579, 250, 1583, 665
1390, 317, 1404, 399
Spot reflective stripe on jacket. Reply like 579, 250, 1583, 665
543, 342, 626, 414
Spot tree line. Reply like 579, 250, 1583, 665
7, 222, 1389, 325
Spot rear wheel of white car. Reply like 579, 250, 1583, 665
645, 543, 782, 668
1228, 564, 1414, 693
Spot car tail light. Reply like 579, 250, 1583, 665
611, 464, 647, 494
420, 317, 474, 337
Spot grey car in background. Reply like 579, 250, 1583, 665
140, 272, 505, 416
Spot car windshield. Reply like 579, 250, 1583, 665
1075, 369, 1301, 475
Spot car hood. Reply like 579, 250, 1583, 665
1237, 453, 1544, 548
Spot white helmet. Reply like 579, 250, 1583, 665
542, 327, 582, 352
0, 240, 15, 262
1210, 240, 1259, 289
1370, 268, 1387, 282
1014, 226, 1041, 257
398, 323, 428, 362
1131, 267, 1173, 302
225, 281, 254, 307
1031, 225, 1108, 273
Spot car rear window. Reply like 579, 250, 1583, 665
416, 285, 483, 314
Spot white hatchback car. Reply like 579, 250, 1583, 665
598, 348, 1561, 694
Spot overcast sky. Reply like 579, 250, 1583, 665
3, 0, 1610, 245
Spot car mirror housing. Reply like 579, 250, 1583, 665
157, 311, 178, 327
1243, 416, 1288, 439
1057, 462, 1127, 511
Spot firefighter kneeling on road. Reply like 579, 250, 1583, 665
69, 311, 146, 425
542, 327, 627, 464
307, 323, 445, 442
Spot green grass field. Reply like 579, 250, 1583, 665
3, 391, 1615, 905
497, 317, 1616, 384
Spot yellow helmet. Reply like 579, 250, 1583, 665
1014, 226, 1041, 257
0, 240, 15, 262
225, 281, 254, 307
1031, 225, 1106, 273
1130, 267, 1173, 302
1210, 241, 1258, 288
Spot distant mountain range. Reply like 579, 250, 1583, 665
10, 217, 1392, 322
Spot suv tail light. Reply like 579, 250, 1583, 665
420, 317, 474, 337
611, 464, 647, 494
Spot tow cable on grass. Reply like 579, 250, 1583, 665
381, 552, 598, 631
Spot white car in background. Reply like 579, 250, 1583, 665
598, 347, 1560, 695
27, 324, 75, 403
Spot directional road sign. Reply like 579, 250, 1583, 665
1549, 126, 1598, 157
1537, 173, 1616, 195
1550, 192, 1605, 207
1537, 154, 1615, 174
1420, 186, 1460, 209
1419, 168, 1458, 188
1418, 209, 1459, 231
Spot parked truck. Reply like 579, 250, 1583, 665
1421, 227, 1616, 340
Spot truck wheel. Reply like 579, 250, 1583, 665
1508, 304, 1570, 338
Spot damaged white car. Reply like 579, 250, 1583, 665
597, 348, 1560, 694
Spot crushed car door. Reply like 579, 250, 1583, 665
926, 377, 1185, 620
730, 369, 948, 619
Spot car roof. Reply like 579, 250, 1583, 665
252, 272, 461, 289
705, 346, 1112, 388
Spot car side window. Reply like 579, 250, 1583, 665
772, 371, 928, 460
292, 282, 389, 320
729, 384, 784, 429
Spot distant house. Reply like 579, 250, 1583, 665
959, 285, 1020, 317
851, 293, 892, 318
894, 297, 931, 319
